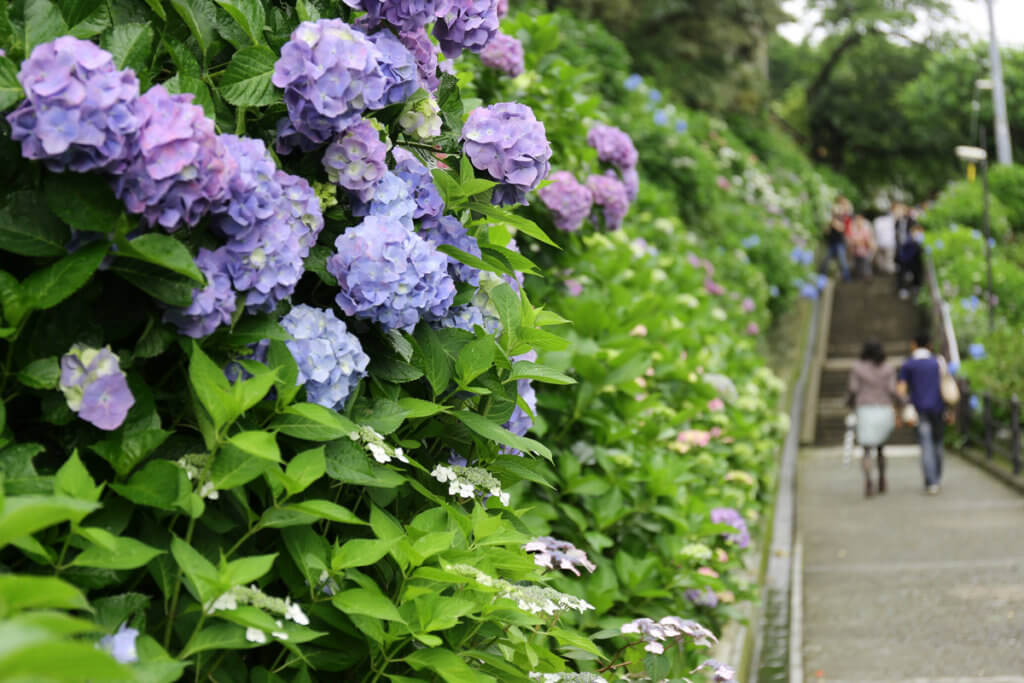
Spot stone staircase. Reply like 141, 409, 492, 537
813, 276, 927, 445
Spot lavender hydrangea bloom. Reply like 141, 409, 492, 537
272, 19, 388, 150
322, 120, 387, 201
620, 166, 639, 201
586, 124, 638, 170
398, 29, 441, 92
433, 0, 500, 58
480, 33, 524, 77
59, 344, 135, 431
368, 30, 421, 105
497, 0, 508, 17
585, 174, 629, 230
7, 37, 140, 174
276, 171, 326, 256
393, 148, 444, 219
502, 350, 537, 454
462, 102, 552, 206
439, 303, 492, 333
419, 215, 481, 285
329, 216, 455, 331
537, 170, 592, 232
114, 85, 234, 231
523, 536, 596, 576
350, 171, 418, 228
710, 507, 750, 549
215, 134, 283, 245
685, 587, 719, 608
164, 248, 238, 338
342, 0, 452, 32
281, 305, 369, 409
99, 623, 139, 664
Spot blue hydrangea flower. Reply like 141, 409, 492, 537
968, 342, 986, 359
393, 148, 444, 219
164, 248, 238, 338
328, 216, 455, 331
769, 284, 780, 297
676, 120, 689, 133
272, 19, 389, 151
350, 171, 418, 228
648, 88, 662, 103
398, 28, 441, 92
281, 304, 369, 410
462, 102, 552, 206
59, 344, 135, 431
537, 170, 592, 232
367, 30, 420, 105
969, 394, 981, 412
710, 507, 750, 549
624, 73, 642, 91
322, 119, 387, 201
419, 215, 481, 285
653, 108, 668, 126
215, 134, 283, 246
962, 295, 980, 312
433, 0, 499, 58
799, 281, 819, 300
480, 32, 524, 77
741, 234, 761, 249
8, 37, 141, 174
114, 85, 234, 231
816, 273, 829, 290
99, 623, 139, 664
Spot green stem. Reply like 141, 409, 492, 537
164, 516, 197, 649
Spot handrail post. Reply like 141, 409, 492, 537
984, 393, 994, 460
1012, 395, 1021, 475
959, 379, 971, 453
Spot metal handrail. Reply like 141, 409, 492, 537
924, 252, 960, 366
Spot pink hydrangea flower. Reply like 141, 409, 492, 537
708, 398, 725, 412
746, 322, 760, 335
629, 324, 648, 337
564, 278, 583, 296
715, 175, 730, 190
705, 278, 724, 296
741, 297, 755, 312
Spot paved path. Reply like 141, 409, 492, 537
798, 445, 1024, 682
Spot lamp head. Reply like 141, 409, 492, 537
976, 78, 993, 90
955, 145, 988, 163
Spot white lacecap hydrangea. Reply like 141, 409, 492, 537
529, 674, 608, 683
620, 616, 718, 655
431, 464, 509, 505
205, 585, 309, 627
448, 564, 595, 615
349, 425, 408, 464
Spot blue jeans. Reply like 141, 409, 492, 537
917, 411, 945, 486
819, 242, 850, 280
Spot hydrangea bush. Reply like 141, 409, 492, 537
0, 3, 834, 682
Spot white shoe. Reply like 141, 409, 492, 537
926, 484, 940, 495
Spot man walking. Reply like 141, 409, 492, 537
820, 196, 851, 281
898, 334, 946, 494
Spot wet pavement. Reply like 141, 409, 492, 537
798, 446, 1024, 682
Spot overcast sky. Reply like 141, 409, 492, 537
778, 0, 1024, 47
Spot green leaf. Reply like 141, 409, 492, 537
214, 0, 264, 45
22, 242, 108, 312
0, 640, 131, 681
489, 283, 521, 341
286, 499, 364, 525
324, 439, 407, 488
0, 271, 26, 327
142, 0, 167, 20
435, 244, 496, 274
64, 0, 110, 38
0, 191, 70, 257
453, 410, 551, 460
354, 399, 407, 435
226, 430, 280, 462
170, 535, 220, 604
110, 260, 196, 306
413, 324, 451, 397
93, 593, 151, 631
54, 451, 100, 502
0, 575, 90, 612
211, 445, 270, 490
331, 589, 403, 622
221, 553, 276, 586
550, 627, 604, 657
331, 538, 396, 570
110, 460, 189, 510
455, 337, 495, 386
219, 45, 280, 106
163, 73, 216, 119
284, 447, 325, 496
397, 397, 449, 418
71, 536, 164, 570
469, 201, 557, 247
24, 0, 69, 52
405, 648, 496, 683
90, 427, 171, 478
168, 0, 216, 58
45, 174, 124, 234
179, 623, 259, 658
118, 233, 204, 283
0, 495, 97, 547
0, 57, 23, 111
188, 342, 237, 433
271, 402, 358, 441
16, 357, 59, 390
507, 361, 576, 385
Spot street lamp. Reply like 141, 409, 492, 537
954, 144, 995, 332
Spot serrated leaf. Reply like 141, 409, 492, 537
219, 45, 280, 106
0, 191, 70, 257
24, 0, 69, 52
214, 0, 264, 45
70, 536, 164, 569
226, 430, 280, 462
110, 260, 196, 306
16, 357, 59, 390
169, 0, 216, 58
23, 242, 109, 311
102, 23, 155, 73
163, 73, 216, 120
453, 410, 551, 460
332, 589, 403, 622
271, 403, 358, 441
64, 0, 111, 38
119, 233, 204, 283
507, 360, 576, 385
45, 173, 124, 234
0, 57, 24, 110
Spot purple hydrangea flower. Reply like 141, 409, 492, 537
502, 350, 537, 454
342, 0, 452, 32
438, 303, 494, 333
523, 536, 596, 576
224, 339, 271, 384
419, 214, 481, 285
585, 174, 629, 230
685, 587, 719, 608
322, 119, 387, 201
351, 171, 418, 228
537, 170, 592, 232
272, 19, 388, 151
215, 134, 284, 246
480, 33, 524, 77
693, 660, 736, 683
281, 304, 370, 409
114, 85, 234, 231
59, 344, 135, 431
433, 0, 500, 58
367, 30, 421, 105
393, 148, 444, 219
398, 29, 441, 92
329, 215, 455, 331
586, 124, 638, 170
99, 623, 139, 664
710, 507, 750, 549
462, 102, 552, 206
277, 171, 326, 256
164, 248, 238, 338
7, 37, 140, 174
620, 166, 639, 201
497, 0, 508, 17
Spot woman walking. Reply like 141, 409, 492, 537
848, 341, 901, 497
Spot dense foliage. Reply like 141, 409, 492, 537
0, 2, 834, 681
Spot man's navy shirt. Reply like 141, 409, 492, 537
899, 353, 943, 415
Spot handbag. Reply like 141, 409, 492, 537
902, 402, 919, 426
938, 357, 961, 406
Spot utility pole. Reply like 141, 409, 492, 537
986, 0, 1014, 164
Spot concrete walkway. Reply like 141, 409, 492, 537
798, 445, 1024, 682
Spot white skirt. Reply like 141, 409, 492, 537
855, 404, 895, 447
